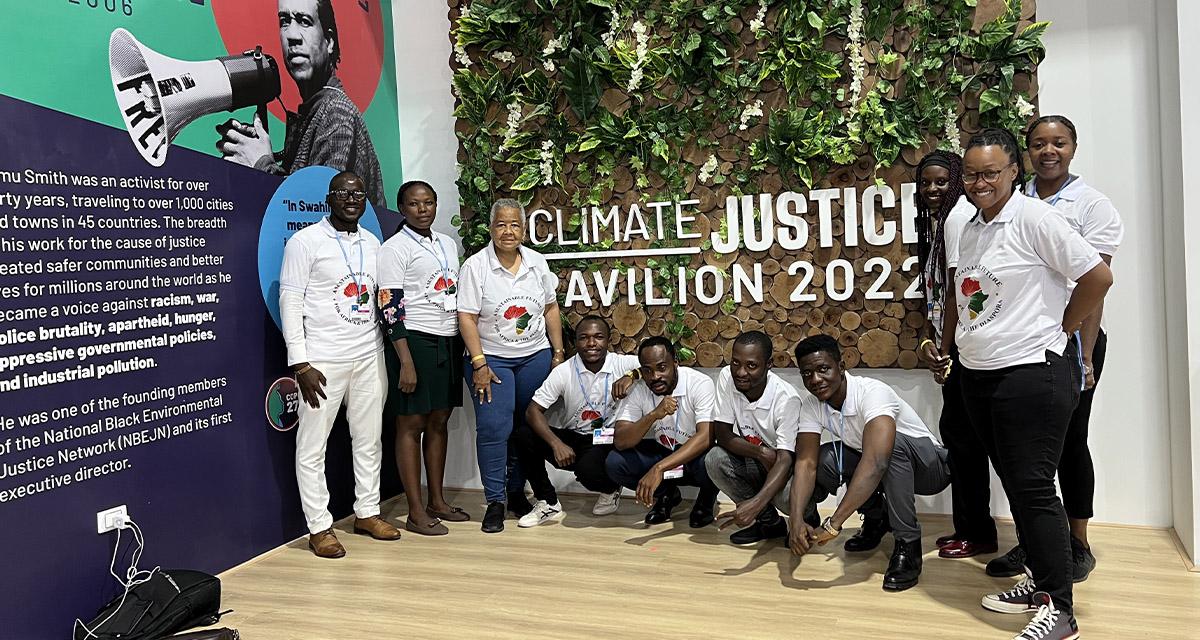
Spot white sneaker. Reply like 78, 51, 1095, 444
982, 575, 1039, 614
592, 490, 621, 516
517, 500, 563, 528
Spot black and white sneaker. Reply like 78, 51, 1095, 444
1012, 592, 1079, 640
981, 576, 1038, 614
517, 500, 564, 528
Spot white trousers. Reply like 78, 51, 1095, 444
295, 352, 385, 534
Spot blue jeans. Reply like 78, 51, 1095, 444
466, 349, 551, 503
605, 440, 717, 497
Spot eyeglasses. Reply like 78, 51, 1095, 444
329, 189, 367, 201
962, 163, 1014, 185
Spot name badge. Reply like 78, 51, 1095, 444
592, 427, 614, 445
352, 303, 373, 317
442, 294, 458, 312
663, 465, 684, 479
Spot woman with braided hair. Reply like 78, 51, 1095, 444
913, 150, 999, 560
955, 128, 1112, 640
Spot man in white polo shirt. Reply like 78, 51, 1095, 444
786, 334, 951, 592
606, 337, 719, 528
513, 316, 641, 526
709, 331, 807, 545
279, 170, 401, 558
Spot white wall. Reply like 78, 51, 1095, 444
393, 1, 1181, 529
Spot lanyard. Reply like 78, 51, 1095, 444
1028, 175, 1077, 207
334, 232, 364, 294
575, 363, 610, 418
824, 403, 846, 486
403, 228, 453, 282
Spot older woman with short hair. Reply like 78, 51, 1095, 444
457, 199, 565, 533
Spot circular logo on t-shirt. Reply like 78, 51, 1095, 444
492, 295, 544, 343
333, 273, 378, 325
265, 376, 300, 432
956, 266, 1004, 331
421, 268, 459, 311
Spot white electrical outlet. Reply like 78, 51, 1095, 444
96, 505, 128, 534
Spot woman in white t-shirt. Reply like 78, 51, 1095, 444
954, 128, 1112, 640
997, 115, 1123, 582
377, 181, 467, 536
913, 150, 998, 561
457, 198, 565, 534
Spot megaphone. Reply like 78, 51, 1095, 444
108, 28, 281, 167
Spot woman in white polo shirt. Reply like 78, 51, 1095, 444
954, 128, 1112, 640
377, 181, 467, 536
988, 115, 1122, 582
458, 198, 565, 534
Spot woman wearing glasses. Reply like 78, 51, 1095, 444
978, 116, 1123, 581
457, 199, 566, 533
377, 181, 469, 535
954, 129, 1112, 640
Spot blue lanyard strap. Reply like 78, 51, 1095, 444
825, 403, 845, 486
1028, 175, 1077, 207
334, 232, 364, 293
403, 228, 453, 280
1073, 331, 1086, 391
575, 364, 610, 417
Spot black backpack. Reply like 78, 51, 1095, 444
74, 569, 224, 640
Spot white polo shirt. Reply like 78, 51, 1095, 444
532, 353, 641, 433
713, 368, 808, 452
377, 227, 461, 336
1025, 176, 1124, 257
613, 366, 716, 449
954, 192, 1102, 370
458, 242, 560, 358
926, 195, 975, 341
796, 372, 939, 452
279, 217, 384, 364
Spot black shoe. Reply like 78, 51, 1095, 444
688, 489, 719, 528
481, 501, 506, 534
644, 487, 682, 524
844, 516, 890, 552
729, 517, 789, 545
882, 539, 923, 592
804, 505, 821, 529
986, 544, 1026, 578
1071, 537, 1096, 583
507, 492, 533, 518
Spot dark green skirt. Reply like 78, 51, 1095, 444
384, 330, 465, 417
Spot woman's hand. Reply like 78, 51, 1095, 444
551, 350, 565, 368
472, 364, 501, 404
397, 359, 418, 394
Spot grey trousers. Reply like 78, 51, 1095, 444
705, 446, 792, 514
811, 433, 952, 543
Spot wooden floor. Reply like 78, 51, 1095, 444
213, 490, 1199, 639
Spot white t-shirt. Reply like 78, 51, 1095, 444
796, 372, 939, 452
532, 353, 641, 433
954, 192, 1102, 370
926, 195, 975, 341
458, 243, 560, 358
377, 227, 461, 336
1025, 176, 1124, 257
279, 217, 384, 364
713, 368, 808, 452
613, 366, 716, 449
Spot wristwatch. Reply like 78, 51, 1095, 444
821, 516, 841, 537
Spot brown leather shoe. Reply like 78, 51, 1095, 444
308, 529, 346, 558
353, 515, 402, 540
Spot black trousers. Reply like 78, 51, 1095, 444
960, 342, 1081, 614
1059, 331, 1106, 520
512, 425, 619, 504
941, 349, 998, 543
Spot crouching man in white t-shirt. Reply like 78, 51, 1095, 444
786, 335, 951, 592
279, 171, 402, 558
709, 331, 805, 545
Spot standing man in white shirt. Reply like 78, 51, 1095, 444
708, 331, 806, 545
607, 337, 720, 528
514, 316, 641, 526
786, 335, 951, 593
279, 171, 402, 559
